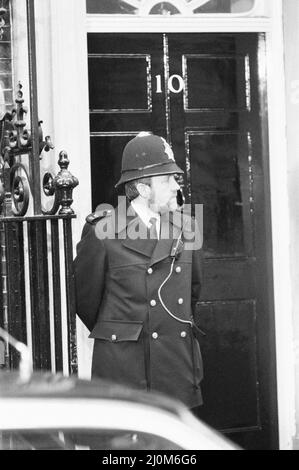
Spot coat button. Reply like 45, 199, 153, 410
178, 298, 184, 305
150, 299, 156, 307
111, 334, 117, 342
152, 332, 158, 339
180, 331, 187, 338
175, 266, 182, 273
147, 268, 153, 274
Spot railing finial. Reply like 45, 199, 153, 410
53, 151, 79, 215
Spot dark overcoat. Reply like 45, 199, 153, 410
74, 207, 204, 408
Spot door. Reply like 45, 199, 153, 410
87, 33, 278, 450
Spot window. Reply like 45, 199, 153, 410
0, 429, 182, 450
86, 0, 257, 16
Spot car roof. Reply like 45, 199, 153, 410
0, 371, 184, 416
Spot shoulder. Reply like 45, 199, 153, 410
81, 205, 115, 239
172, 209, 197, 232
172, 209, 202, 250
86, 205, 114, 226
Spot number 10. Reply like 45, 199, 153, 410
155, 74, 185, 94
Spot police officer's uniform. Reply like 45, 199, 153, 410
74, 133, 204, 408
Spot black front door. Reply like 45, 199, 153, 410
87, 32, 278, 450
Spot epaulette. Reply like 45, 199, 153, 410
85, 209, 113, 225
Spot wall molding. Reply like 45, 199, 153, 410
265, 0, 296, 450
87, 14, 272, 32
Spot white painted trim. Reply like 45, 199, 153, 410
49, 0, 93, 376
266, 0, 296, 450
86, 15, 271, 32
50, 0, 92, 226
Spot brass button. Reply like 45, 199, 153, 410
152, 332, 158, 339
150, 299, 156, 307
111, 334, 117, 342
178, 298, 184, 305
180, 331, 187, 338
147, 268, 153, 275
175, 266, 182, 273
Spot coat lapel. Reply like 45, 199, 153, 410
149, 213, 183, 267
118, 209, 157, 259
117, 205, 186, 264
122, 236, 157, 259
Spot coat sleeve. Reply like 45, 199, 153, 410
73, 223, 107, 331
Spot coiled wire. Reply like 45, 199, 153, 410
157, 257, 193, 327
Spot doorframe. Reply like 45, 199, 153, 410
49, 0, 295, 449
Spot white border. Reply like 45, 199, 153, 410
47, 0, 295, 449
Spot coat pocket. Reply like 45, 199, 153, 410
89, 319, 143, 342
89, 320, 147, 390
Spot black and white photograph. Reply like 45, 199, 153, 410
0, 0, 298, 453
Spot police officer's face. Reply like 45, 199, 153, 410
149, 174, 180, 213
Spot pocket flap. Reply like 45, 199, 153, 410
89, 320, 143, 342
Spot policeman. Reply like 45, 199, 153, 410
74, 132, 204, 408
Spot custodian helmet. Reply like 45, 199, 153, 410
115, 132, 184, 188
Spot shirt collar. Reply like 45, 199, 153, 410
131, 200, 160, 239
131, 200, 160, 227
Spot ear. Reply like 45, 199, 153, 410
136, 182, 151, 199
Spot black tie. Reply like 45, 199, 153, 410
149, 217, 158, 239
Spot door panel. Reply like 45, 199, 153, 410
87, 33, 278, 450
183, 55, 247, 111
88, 34, 167, 208
199, 299, 259, 430
89, 55, 152, 112
187, 131, 251, 256
88, 34, 167, 134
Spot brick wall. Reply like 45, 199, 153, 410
0, 0, 13, 117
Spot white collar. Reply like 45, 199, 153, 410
131, 200, 160, 239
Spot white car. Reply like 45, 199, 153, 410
0, 328, 238, 451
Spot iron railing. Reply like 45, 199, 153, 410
0, 0, 78, 374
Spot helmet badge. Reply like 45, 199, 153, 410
161, 137, 175, 161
